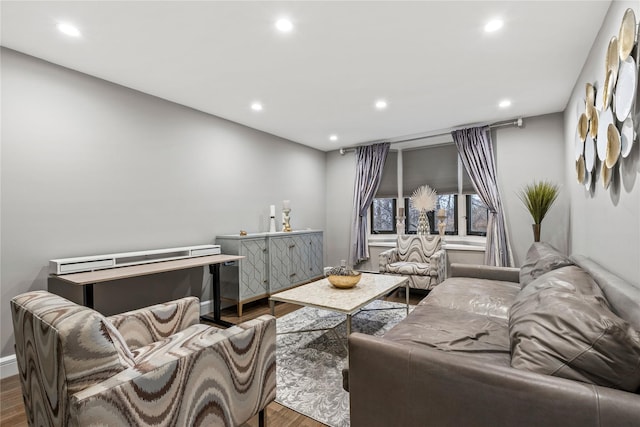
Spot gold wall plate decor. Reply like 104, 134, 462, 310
618, 8, 637, 61
601, 161, 612, 189
587, 105, 598, 137
585, 83, 595, 107
577, 113, 588, 142
605, 123, 621, 168
576, 155, 586, 184
601, 70, 614, 111
574, 129, 584, 161
605, 36, 619, 87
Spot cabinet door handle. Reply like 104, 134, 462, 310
289, 244, 296, 249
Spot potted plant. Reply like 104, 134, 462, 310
517, 180, 560, 242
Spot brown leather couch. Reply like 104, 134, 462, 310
348, 244, 640, 427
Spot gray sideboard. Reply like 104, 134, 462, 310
216, 230, 323, 316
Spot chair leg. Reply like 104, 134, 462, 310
258, 408, 266, 427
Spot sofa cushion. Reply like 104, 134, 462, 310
387, 261, 431, 275
509, 268, 640, 392
519, 242, 573, 288
384, 304, 511, 366
422, 276, 520, 319
396, 235, 441, 262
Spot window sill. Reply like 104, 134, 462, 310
368, 235, 486, 251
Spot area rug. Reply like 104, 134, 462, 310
275, 300, 414, 427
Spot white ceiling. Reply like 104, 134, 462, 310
1, 1, 611, 152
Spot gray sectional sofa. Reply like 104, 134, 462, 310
348, 243, 640, 427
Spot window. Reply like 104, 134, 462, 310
371, 194, 458, 235
466, 194, 488, 236
370, 198, 396, 234
406, 194, 458, 235
370, 142, 488, 239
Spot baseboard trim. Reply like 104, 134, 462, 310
200, 299, 213, 315
1, 354, 18, 380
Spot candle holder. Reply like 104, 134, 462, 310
269, 204, 277, 232
396, 215, 406, 235
282, 208, 292, 232
437, 209, 447, 237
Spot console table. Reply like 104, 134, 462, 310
216, 230, 323, 316
52, 254, 243, 327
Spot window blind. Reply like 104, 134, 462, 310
375, 150, 398, 198
375, 143, 475, 198
403, 143, 475, 194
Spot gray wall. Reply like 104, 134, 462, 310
1, 48, 326, 358
495, 113, 569, 266
325, 112, 569, 269
324, 150, 356, 267
563, 0, 639, 287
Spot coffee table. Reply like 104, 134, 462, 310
269, 273, 409, 336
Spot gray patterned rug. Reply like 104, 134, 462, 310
275, 300, 414, 427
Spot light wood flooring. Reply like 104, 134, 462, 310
1, 289, 424, 427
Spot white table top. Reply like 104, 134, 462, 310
53, 254, 243, 285
269, 273, 408, 315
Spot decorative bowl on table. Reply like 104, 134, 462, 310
327, 272, 362, 289
326, 263, 362, 289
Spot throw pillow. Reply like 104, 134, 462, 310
517, 265, 608, 303
519, 242, 573, 288
509, 272, 640, 392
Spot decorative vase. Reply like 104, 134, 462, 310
532, 224, 541, 242
417, 210, 430, 235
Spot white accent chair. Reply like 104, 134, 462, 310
379, 235, 446, 290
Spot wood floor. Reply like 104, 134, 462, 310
0, 289, 423, 427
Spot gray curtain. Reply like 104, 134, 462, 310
452, 127, 514, 267
349, 142, 390, 265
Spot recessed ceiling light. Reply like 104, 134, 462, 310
329, 135, 338, 142
251, 102, 263, 111
375, 100, 388, 110
484, 19, 503, 33
498, 99, 512, 108
57, 22, 81, 37
275, 18, 294, 33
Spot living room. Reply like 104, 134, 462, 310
1, 1, 639, 426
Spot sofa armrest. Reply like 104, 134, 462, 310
107, 296, 200, 350
450, 263, 520, 283
71, 315, 276, 427
429, 249, 446, 282
348, 333, 640, 427
378, 248, 398, 272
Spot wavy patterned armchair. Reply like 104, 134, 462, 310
379, 235, 446, 290
10, 291, 276, 427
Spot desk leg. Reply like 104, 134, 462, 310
200, 263, 234, 328
269, 299, 275, 316
405, 281, 409, 315
83, 284, 94, 308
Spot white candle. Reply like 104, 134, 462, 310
270, 205, 275, 217
283, 200, 290, 209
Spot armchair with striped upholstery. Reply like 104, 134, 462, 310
10, 291, 276, 427
379, 235, 446, 290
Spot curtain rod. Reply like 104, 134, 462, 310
339, 117, 523, 155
